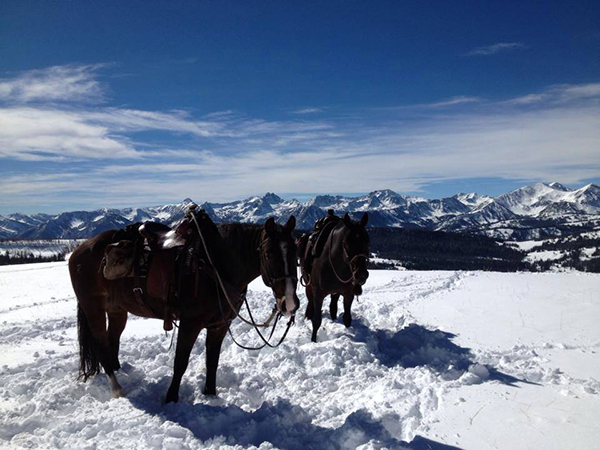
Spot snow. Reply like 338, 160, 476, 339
0, 240, 81, 259
525, 250, 565, 262
1, 263, 599, 449
506, 240, 543, 252
580, 248, 597, 261
69, 219, 84, 229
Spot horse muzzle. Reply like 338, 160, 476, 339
353, 269, 369, 286
276, 293, 300, 317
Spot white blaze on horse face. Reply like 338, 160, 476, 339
280, 242, 296, 315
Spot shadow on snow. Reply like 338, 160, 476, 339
126, 388, 462, 450
349, 319, 538, 387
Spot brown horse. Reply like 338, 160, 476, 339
299, 213, 370, 342
69, 209, 299, 402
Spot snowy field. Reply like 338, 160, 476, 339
0, 262, 599, 449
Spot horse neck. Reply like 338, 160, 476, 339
218, 224, 262, 285
327, 224, 351, 274
328, 222, 346, 255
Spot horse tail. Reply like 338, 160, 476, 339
77, 304, 101, 381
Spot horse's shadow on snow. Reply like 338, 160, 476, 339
126, 386, 461, 450
349, 318, 536, 387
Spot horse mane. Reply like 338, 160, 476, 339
218, 223, 262, 263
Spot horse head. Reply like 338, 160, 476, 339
259, 216, 300, 317
339, 212, 370, 294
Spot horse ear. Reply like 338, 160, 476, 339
264, 217, 276, 234
343, 212, 352, 227
360, 212, 368, 227
284, 215, 296, 234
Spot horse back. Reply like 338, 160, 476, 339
313, 219, 340, 258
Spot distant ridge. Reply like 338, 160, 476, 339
1, 182, 599, 241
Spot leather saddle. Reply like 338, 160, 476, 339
139, 220, 189, 251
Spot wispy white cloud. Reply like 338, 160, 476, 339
4, 103, 598, 207
0, 107, 140, 160
426, 96, 481, 108
507, 83, 600, 105
1, 64, 599, 212
0, 64, 107, 103
465, 42, 527, 56
291, 107, 325, 115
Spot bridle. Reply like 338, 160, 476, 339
188, 210, 294, 350
257, 237, 299, 289
328, 228, 370, 285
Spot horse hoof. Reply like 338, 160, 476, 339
165, 393, 179, 403
343, 316, 352, 328
165, 387, 179, 403
203, 387, 216, 396
111, 387, 124, 399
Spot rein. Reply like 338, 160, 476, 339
189, 212, 293, 350
327, 228, 369, 285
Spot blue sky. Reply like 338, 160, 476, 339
1, 1, 599, 214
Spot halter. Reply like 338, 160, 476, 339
328, 228, 370, 285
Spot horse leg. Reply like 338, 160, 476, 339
342, 293, 354, 328
329, 293, 340, 321
78, 301, 123, 398
310, 290, 325, 343
203, 325, 229, 396
166, 318, 203, 403
107, 309, 127, 371
304, 286, 314, 320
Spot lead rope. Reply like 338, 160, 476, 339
216, 285, 293, 350
189, 212, 293, 349
190, 212, 277, 328
327, 230, 353, 284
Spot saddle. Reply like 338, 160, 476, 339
102, 206, 242, 331
139, 220, 189, 251
299, 211, 340, 283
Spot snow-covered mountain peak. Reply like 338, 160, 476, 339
453, 193, 492, 209
306, 194, 346, 209
263, 192, 284, 204
2, 182, 599, 240
547, 182, 570, 191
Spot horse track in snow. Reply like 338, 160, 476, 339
1, 263, 598, 449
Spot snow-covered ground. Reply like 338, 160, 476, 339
0, 240, 81, 258
0, 263, 599, 449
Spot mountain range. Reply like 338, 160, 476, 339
1, 182, 599, 241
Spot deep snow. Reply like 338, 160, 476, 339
0, 263, 598, 449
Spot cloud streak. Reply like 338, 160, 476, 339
465, 42, 527, 56
0, 64, 107, 103
1, 64, 599, 213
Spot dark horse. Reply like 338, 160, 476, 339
69, 209, 299, 402
299, 213, 370, 342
